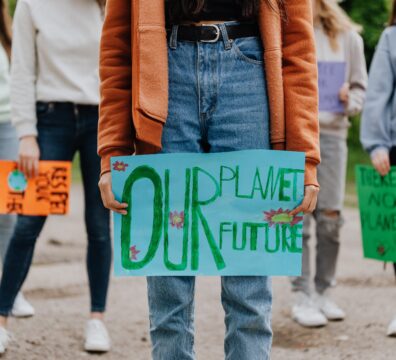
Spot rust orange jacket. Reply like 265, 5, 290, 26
98, 0, 321, 186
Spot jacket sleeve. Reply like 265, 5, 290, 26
10, 0, 38, 139
360, 29, 395, 154
98, 0, 135, 176
346, 32, 368, 117
281, 0, 321, 187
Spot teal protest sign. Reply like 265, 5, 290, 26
111, 150, 305, 276
356, 165, 396, 262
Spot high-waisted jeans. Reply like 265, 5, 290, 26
0, 103, 111, 315
147, 23, 273, 360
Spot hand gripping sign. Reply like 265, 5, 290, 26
0, 161, 72, 216
111, 150, 305, 276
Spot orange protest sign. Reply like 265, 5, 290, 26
0, 161, 72, 216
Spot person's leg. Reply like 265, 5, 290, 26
314, 134, 347, 294
77, 106, 111, 315
146, 27, 202, 359
313, 134, 347, 321
0, 123, 18, 263
222, 276, 272, 360
291, 214, 312, 295
0, 215, 46, 316
0, 102, 75, 322
0, 216, 15, 265
207, 28, 272, 359
148, 276, 196, 360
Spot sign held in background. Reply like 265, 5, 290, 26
356, 165, 396, 262
318, 61, 346, 113
111, 150, 305, 277
0, 161, 72, 216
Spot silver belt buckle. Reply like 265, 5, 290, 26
201, 24, 221, 43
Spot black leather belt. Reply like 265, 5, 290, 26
167, 23, 260, 43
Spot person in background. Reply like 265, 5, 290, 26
0, 0, 34, 319
0, 0, 112, 354
360, 0, 396, 338
291, 0, 367, 328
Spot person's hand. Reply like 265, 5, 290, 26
98, 172, 128, 215
339, 82, 350, 104
19, 136, 40, 178
289, 185, 319, 216
371, 148, 391, 177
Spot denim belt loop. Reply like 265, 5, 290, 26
218, 24, 232, 50
169, 25, 179, 50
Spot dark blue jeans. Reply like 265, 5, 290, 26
0, 102, 111, 315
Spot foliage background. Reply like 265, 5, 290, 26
6, 0, 395, 199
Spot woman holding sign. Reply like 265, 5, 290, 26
98, 0, 320, 358
361, 0, 396, 337
291, 0, 367, 328
0, 0, 112, 354
0, 0, 35, 320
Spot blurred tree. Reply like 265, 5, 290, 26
341, 0, 390, 66
9, 0, 16, 15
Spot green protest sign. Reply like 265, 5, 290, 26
356, 165, 396, 262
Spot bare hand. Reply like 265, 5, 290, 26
289, 185, 319, 216
371, 148, 391, 177
19, 136, 40, 178
339, 82, 350, 104
99, 172, 128, 215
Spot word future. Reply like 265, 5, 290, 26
112, 150, 305, 276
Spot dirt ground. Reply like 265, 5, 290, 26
3, 184, 396, 360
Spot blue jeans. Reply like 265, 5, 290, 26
0, 103, 111, 314
0, 122, 18, 264
147, 23, 272, 360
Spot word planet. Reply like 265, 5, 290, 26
112, 150, 306, 276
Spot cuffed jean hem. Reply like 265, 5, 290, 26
91, 306, 106, 313
0, 310, 11, 317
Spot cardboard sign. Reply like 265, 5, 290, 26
0, 161, 72, 216
318, 61, 346, 113
111, 150, 305, 276
356, 165, 396, 262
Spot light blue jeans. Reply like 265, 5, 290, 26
0, 122, 18, 264
147, 23, 272, 360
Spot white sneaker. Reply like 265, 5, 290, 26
11, 292, 35, 318
387, 317, 396, 337
0, 327, 10, 354
291, 291, 328, 328
84, 319, 111, 353
314, 292, 345, 321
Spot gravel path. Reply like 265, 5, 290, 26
3, 185, 396, 359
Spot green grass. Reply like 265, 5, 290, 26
345, 116, 371, 207
72, 154, 82, 183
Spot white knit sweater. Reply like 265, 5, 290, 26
11, 0, 103, 138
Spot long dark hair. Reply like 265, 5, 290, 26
390, 0, 396, 26
167, 0, 283, 23
0, 0, 11, 59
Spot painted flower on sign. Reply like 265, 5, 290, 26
377, 245, 386, 256
170, 211, 184, 229
130, 245, 140, 261
263, 208, 303, 227
113, 161, 129, 172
